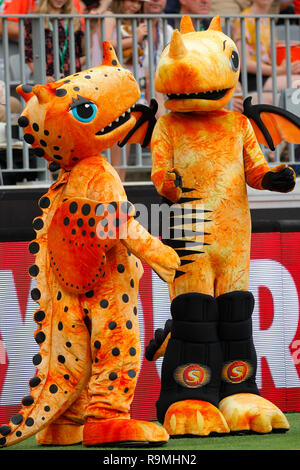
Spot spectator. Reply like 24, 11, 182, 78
164, 0, 180, 27
102, 0, 149, 181
232, 0, 300, 104
0, 80, 21, 122
80, 0, 112, 66
0, 0, 83, 41
142, 0, 174, 117
179, 0, 211, 30
24, 0, 85, 83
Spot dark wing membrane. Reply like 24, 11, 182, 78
243, 96, 300, 150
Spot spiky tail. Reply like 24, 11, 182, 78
0, 186, 91, 448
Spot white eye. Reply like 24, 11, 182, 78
230, 50, 239, 72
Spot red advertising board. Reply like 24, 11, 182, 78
0, 232, 300, 425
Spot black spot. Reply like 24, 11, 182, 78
95, 203, 104, 216
109, 321, 116, 330
129, 347, 136, 356
77, 218, 84, 227
34, 310, 45, 322
126, 320, 133, 329
25, 418, 34, 427
32, 123, 39, 132
11, 414, 23, 425
22, 84, 33, 93
0, 425, 11, 436
64, 374, 69, 380
49, 384, 58, 394
64, 79, 71, 84
33, 353, 42, 366
72, 228, 76, 235
128, 369, 136, 378
35, 331, 46, 344
109, 372, 117, 381
108, 385, 113, 391
84, 75, 91, 79
85, 290, 94, 298
82, 203, 91, 216
0, 437, 6, 446
33, 217, 44, 230
40, 139, 47, 147
66, 342, 72, 348
117, 264, 125, 273
49, 162, 60, 172
44, 406, 50, 411
16, 431, 22, 437
29, 264, 39, 277
69, 201, 78, 213
64, 306, 68, 312
29, 241, 40, 254
34, 147, 45, 157
58, 355, 65, 364
29, 376, 41, 388
24, 133, 35, 144
133, 306, 137, 316
73, 86, 80, 91
31, 288, 41, 301
122, 294, 129, 303
100, 299, 109, 309
124, 387, 129, 393
57, 291, 62, 300
58, 321, 63, 331
54, 154, 63, 160
88, 217, 95, 227
112, 347, 120, 356
44, 130, 50, 136
94, 341, 101, 350
22, 395, 34, 406
90, 232, 95, 238
82, 230, 86, 236
54, 146, 60, 151
130, 279, 134, 288
112, 60, 117, 66
55, 88, 67, 97
39, 196, 50, 208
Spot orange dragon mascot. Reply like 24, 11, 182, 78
145, 15, 300, 437
0, 42, 181, 448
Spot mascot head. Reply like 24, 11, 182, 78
155, 15, 240, 112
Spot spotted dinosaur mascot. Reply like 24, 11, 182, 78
0, 42, 181, 448
145, 15, 300, 437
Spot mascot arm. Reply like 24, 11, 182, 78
150, 118, 182, 203
122, 218, 181, 284
243, 117, 272, 190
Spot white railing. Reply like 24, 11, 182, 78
0, 13, 300, 185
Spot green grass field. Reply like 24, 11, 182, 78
2, 413, 300, 451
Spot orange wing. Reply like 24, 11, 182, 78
243, 96, 300, 150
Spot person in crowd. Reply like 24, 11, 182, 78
178, 0, 211, 30
0, 0, 83, 40
80, 0, 112, 66
232, 0, 300, 104
24, 0, 85, 83
102, 0, 149, 181
142, 0, 174, 117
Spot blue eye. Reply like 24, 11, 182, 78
70, 102, 97, 123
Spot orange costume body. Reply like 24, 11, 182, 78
147, 16, 297, 436
0, 43, 180, 448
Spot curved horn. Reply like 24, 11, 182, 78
180, 15, 195, 34
208, 16, 222, 32
169, 30, 187, 59
101, 41, 121, 67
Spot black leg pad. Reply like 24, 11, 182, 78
217, 291, 260, 400
156, 293, 222, 424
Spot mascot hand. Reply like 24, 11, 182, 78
161, 168, 183, 202
261, 164, 296, 193
145, 319, 172, 361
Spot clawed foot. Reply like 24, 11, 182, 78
83, 418, 169, 447
163, 400, 230, 437
219, 393, 290, 434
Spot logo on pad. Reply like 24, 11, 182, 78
174, 363, 210, 388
